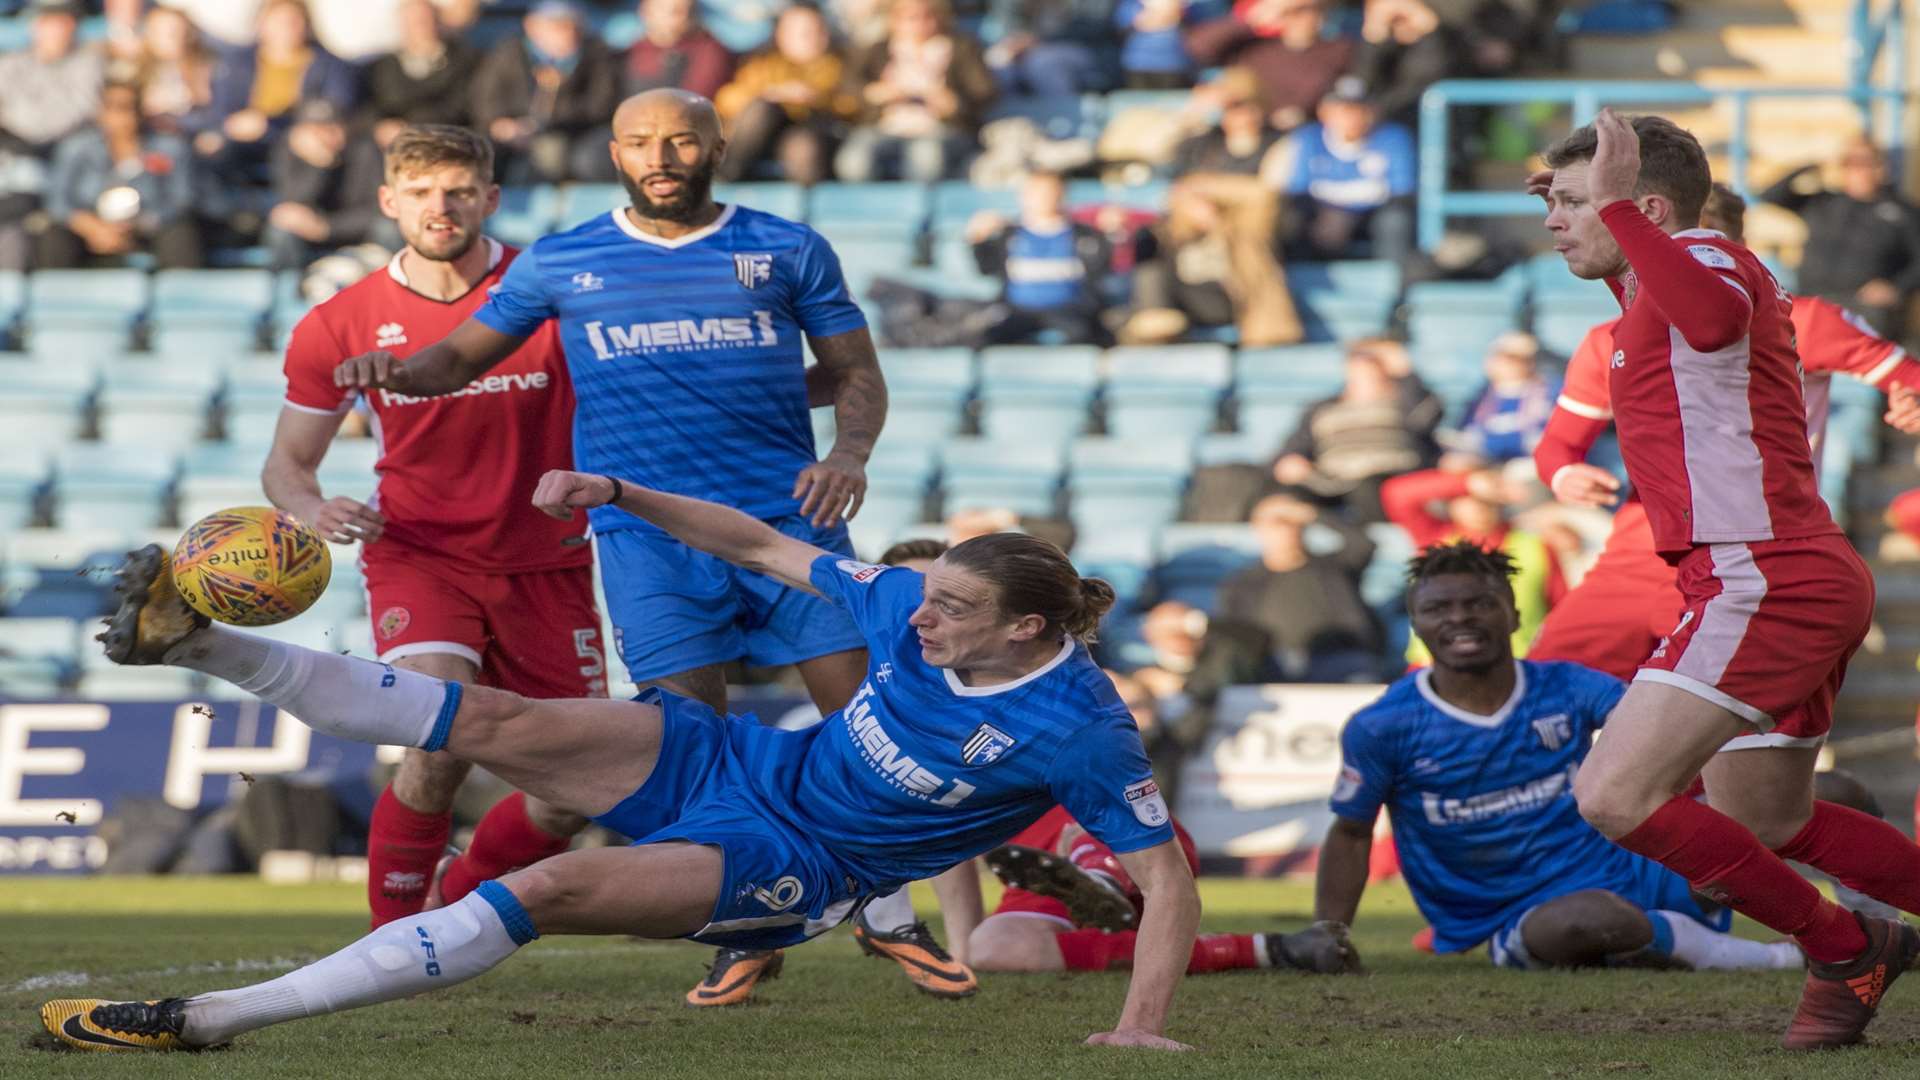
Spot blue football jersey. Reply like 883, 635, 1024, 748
473, 204, 868, 530
1330, 660, 1638, 952
734, 555, 1176, 892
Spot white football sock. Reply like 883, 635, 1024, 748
861, 887, 917, 934
1651, 910, 1803, 971
165, 626, 457, 750
181, 884, 534, 1046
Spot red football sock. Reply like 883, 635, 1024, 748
1774, 800, 1920, 915
1617, 795, 1867, 964
1054, 930, 1260, 974
366, 786, 450, 929
1187, 933, 1260, 974
437, 792, 574, 905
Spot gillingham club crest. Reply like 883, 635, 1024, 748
962, 723, 1016, 765
734, 252, 773, 289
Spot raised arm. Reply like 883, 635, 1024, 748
1088, 840, 1201, 1052
794, 325, 889, 527
1313, 815, 1374, 927
533, 470, 827, 594
332, 317, 527, 397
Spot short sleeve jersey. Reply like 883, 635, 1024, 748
282, 240, 587, 573
1329, 660, 1635, 952
472, 205, 868, 531
742, 556, 1175, 892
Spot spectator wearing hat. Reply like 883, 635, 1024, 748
715, 3, 858, 185
363, 0, 480, 147
194, 0, 359, 176
37, 80, 204, 270
623, 0, 736, 100
0, 0, 106, 156
262, 99, 392, 270
1267, 75, 1416, 264
471, 0, 623, 183
1185, 0, 1351, 131
835, 0, 997, 183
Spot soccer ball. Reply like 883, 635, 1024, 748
170, 507, 332, 626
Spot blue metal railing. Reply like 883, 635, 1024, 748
1416, 0, 1910, 250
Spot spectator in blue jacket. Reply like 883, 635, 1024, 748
966, 168, 1114, 345
1113, 0, 1222, 89
1268, 75, 1415, 263
37, 81, 203, 269
1450, 331, 1555, 464
192, 0, 358, 178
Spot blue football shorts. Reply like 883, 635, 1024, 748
596, 514, 867, 683
590, 689, 869, 950
1489, 855, 1733, 970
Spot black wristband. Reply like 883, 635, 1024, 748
604, 475, 623, 506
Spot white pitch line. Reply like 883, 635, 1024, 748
4, 943, 677, 995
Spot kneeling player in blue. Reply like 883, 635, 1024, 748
41, 471, 1200, 1054
1311, 541, 1802, 973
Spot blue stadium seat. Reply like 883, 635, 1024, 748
1525, 252, 1610, 297
982, 95, 1104, 142
877, 348, 974, 439
488, 185, 563, 246
1235, 343, 1347, 392
1104, 345, 1230, 439
1404, 275, 1525, 319
939, 438, 1064, 516
976, 345, 1099, 444
824, 236, 917, 296
27, 268, 149, 323
1072, 527, 1157, 609
53, 443, 179, 530
929, 182, 1021, 232
0, 267, 23, 343
808, 183, 929, 240
1152, 523, 1260, 612
151, 268, 274, 328
1063, 179, 1170, 213
2, 528, 125, 619
1288, 261, 1399, 342
0, 615, 78, 695
220, 361, 292, 443
175, 476, 272, 526
1531, 308, 1614, 356
1066, 436, 1193, 541
1196, 430, 1280, 466
558, 183, 626, 227
96, 361, 224, 450
0, 367, 92, 445
714, 182, 807, 221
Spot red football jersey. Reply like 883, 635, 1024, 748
283, 240, 588, 573
1592, 206, 1838, 555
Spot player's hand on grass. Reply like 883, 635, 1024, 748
532, 469, 617, 519
794, 450, 867, 528
1548, 462, 1620, 508
1084, 1030, 1194, 1052
1585, 107, 1641, 208
305, 496, 385, 544
333, 350, 412, 391
1886, 385, 1920, 434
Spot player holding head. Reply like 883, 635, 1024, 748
261, 124, 608, 929
1314, 542, 1802, 973
43, 473, 1199, 1053
1534, 110, 1920, 1048
324, 91, 965, 1004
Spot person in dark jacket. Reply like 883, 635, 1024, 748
191, 0, 358, 178
262, 100, 393, 270
966, 169, 1113, 345
1761, 136, 1920, 340
623, 0, 735, 99
1272, 337, 1442, 523
470, 0, 622, 184
1183, 0, 1350, 130
37, 80, 203, 269
1216, 492, 1384, 681
363, 0, 479, 147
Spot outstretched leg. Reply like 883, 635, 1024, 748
1513, 890, 1800, 970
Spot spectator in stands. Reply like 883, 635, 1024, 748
1761, 136, 1920, 341
1115, 0, 1220, 89
966, 169, 1114, 346
1119, 67, 1301, 346
1448, 331, 1553, 464
624, 0, 736, 100
1269, 75, 1416, 264
1350, 0, 1461, 131
714, 3, 856, 185
195, 0, 358, 176
1217, 492, 1384, 681
0, 142, 39, 271
1131, 599, 1207, 700
363, 0, 479, 147
102, 0, 148, 70
834, 0, 997, 183
308, 0, 405, 63
36, 81, 203, 270
1273, 337, 1442, 522
1184, 0, 1351, 131
130, 5, 215, 136
262, 100, 392, 271
1380, 462, 1565, 658
0, 0, 105, 157
982, 0, 1112, 98
471, 0, 622, 184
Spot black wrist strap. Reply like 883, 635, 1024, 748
604, 475, 623, 505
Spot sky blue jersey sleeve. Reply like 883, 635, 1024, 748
1329, 709, 1395, 824
1045, 716, 1176, 854
808, 553, 921, 638
792, 229, 869, 338
472, 242, 554, 338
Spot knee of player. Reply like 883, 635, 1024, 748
1571, 772, 1650, 840
1526, 891, 1648, 962
495, 863, 577, 927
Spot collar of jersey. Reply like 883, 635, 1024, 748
943, 637, 1075, 698
1414, 661, 1526, 729
386, 235, 502, 286
611, 203, 737, 249
1673, 227, 1729, 241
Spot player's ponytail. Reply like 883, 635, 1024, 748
943, 532, 1113, 643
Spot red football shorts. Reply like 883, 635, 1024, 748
990, 806, 1199, 924
1530, 503, 1683, 681
363, 545, 607, 699
1634, 534, 1872, 748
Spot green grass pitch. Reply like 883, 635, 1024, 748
4, 876, 1919, 1079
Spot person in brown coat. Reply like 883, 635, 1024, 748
833, 0, 996, 182
714, 3, 858, 184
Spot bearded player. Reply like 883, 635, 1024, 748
327, 91, 974, 1006
262, 125, 607, 929
1536, 109, 1920, 1050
